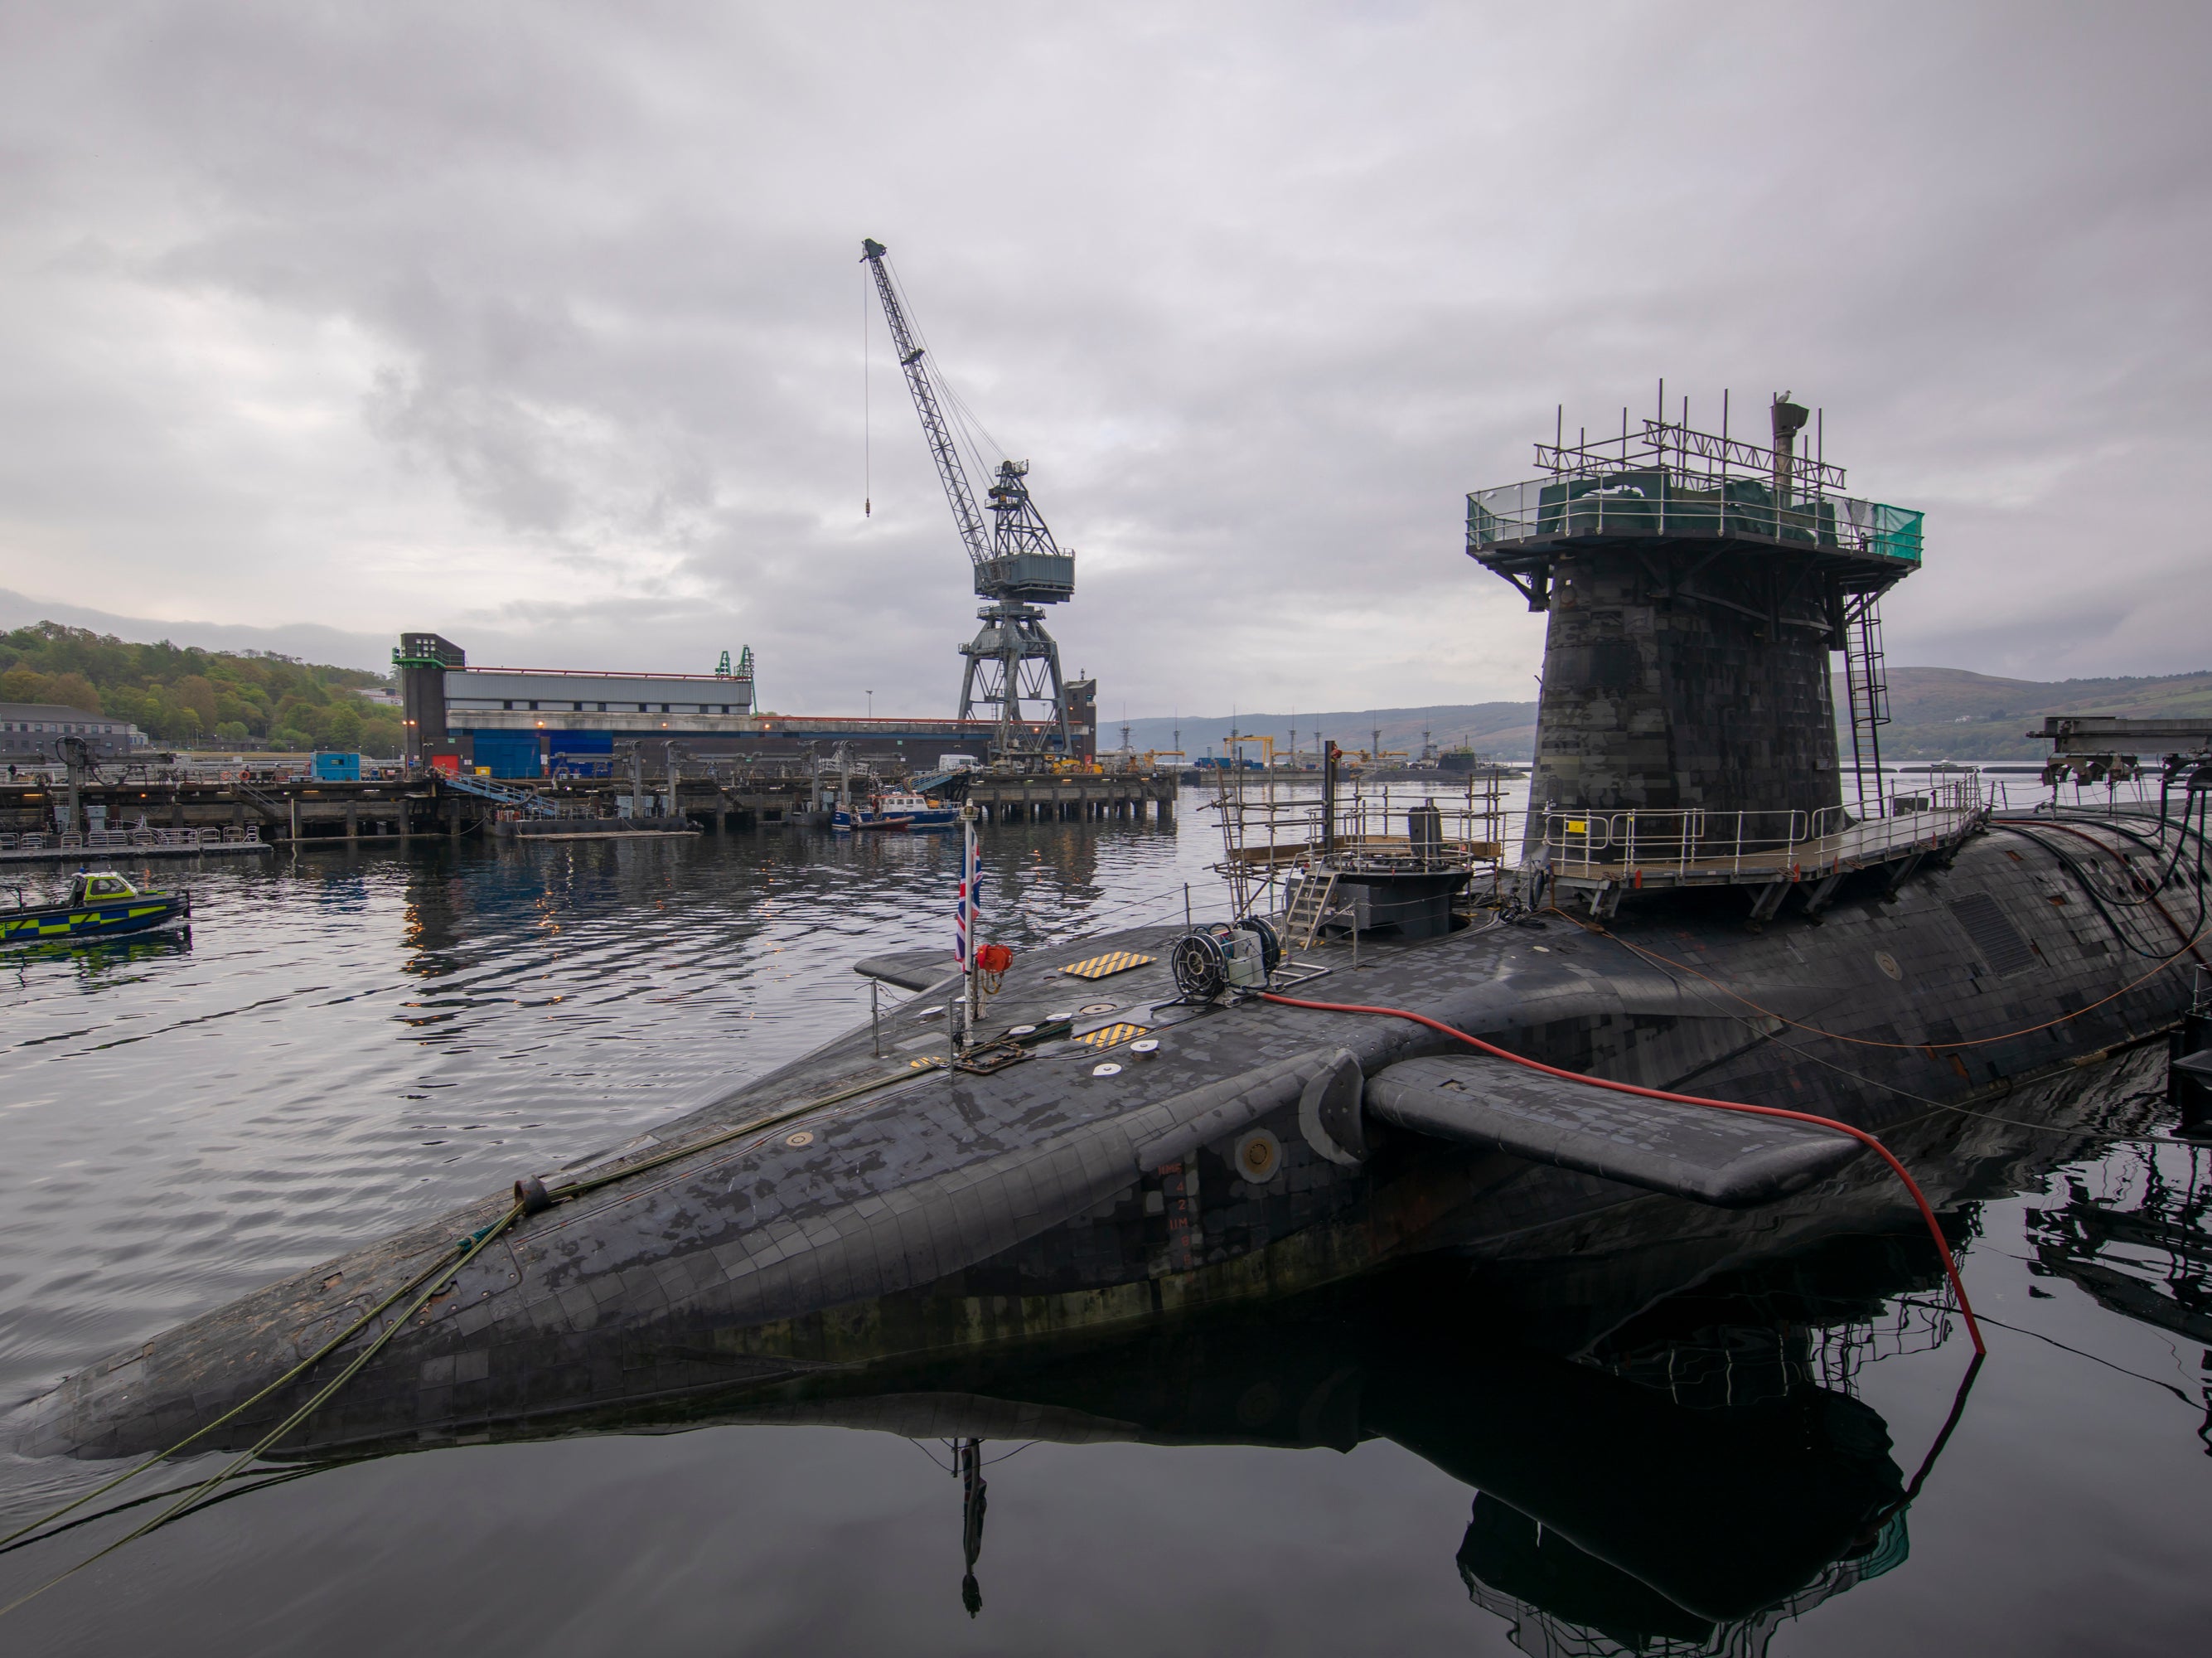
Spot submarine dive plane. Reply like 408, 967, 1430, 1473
7, 392, 2210, 1503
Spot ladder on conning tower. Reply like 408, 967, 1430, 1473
1841, 591, 1891, 817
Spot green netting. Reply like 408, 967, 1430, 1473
1466, 476, 1923, 564
1866, 503, 1924, 563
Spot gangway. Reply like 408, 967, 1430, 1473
440, 771, 558, 817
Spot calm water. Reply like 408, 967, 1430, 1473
1, 796, 2207, 1656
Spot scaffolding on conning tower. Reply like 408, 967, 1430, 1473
1206, 738, 1511, 927
1465, 382, 1927, 830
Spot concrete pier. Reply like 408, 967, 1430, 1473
962, 773, 1176, 826
0, 767, 1180, 852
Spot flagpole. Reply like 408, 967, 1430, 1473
957, 803, 980, 1057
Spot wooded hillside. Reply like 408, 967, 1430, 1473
1866, 667, 2212, 759
1121, 667, 2212, 765
0, 621, 399, 754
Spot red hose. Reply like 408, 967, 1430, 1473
1259, 991, 1986, 1355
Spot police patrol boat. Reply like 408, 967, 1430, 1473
0, 870, 190, 948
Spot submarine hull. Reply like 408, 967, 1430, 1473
7, 816, 2202, 1464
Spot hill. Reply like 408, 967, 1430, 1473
1865, 667, 2212, 760
1116, 702, 1537, 764
1117, 667, 2212, 765
0, 621, 398, 754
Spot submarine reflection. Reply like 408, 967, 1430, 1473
253, 1231, 1978, 1656
879, 1246, 1947, 1654
2027, 1139, 2212, 1454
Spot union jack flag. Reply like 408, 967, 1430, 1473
955, 820, 981, 967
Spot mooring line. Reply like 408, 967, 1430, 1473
0, 1241, 467, 1554
2, 1053, 951, 1608
0, 1202, 525, 1621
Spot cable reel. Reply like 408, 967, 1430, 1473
1237, 915, 1282, 977
1170, 919, 1275, 1001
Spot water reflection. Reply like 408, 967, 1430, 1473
2026, 1141, 2212, 1453
0, 929, 191, 977
711, 1248, 1922, 1656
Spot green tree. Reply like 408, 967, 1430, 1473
319, 702, 363, 751
174, 675, 220, 732
46, 671, 100, 713
359, 711, 403, 758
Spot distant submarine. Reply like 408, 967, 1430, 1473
11, 390, 2207, 1469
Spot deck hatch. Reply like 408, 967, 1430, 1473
1946, 891, 2039, 976
1059, 950, 1156, 980
1076, 1022, 1150, 1050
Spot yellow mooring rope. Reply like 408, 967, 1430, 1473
0, 1202, 526, 1620
0, 1053, 951, 1618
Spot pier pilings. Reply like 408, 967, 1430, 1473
1, 766, 1180, 855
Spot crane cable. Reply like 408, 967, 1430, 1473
862, 263, 871, 517
1257, 991, 1984, 1354
883, 258, 1004, 485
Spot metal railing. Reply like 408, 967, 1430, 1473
0, 824, 263, 853
1467, 472, 1923, 564
1209, 773, 1516, 919
439, 771, 558, 817
1544, 780, 1982, 880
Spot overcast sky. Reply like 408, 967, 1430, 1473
2, 2, 2206, 717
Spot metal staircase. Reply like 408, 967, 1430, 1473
231, 779, 285, 822
1280, 869, 1339, 951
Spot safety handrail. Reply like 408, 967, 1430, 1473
1543, 780, 1983, 879
1466, 473, 1924, 564
439, 771, 559, 817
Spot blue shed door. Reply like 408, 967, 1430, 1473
472, 730, 542, 778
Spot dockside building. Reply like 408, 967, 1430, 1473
394, 633, 1095, 775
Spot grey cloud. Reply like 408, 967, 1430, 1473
0, 1, 2206, 720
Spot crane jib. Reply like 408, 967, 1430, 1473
860, 235, 1077, 759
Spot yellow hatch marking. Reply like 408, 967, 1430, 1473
1058, 951, 1157, 981
1076, 1022, 1149, 1050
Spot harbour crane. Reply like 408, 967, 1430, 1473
861, 238, 1074, 759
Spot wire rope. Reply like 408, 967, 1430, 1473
862, 263, 871, 517
884, 260, 1004, 486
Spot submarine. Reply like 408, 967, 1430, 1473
8, 390, 2209, 1485
5, 1045, 2177, 1648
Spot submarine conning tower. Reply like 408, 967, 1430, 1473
1467, 389, 1927, 881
